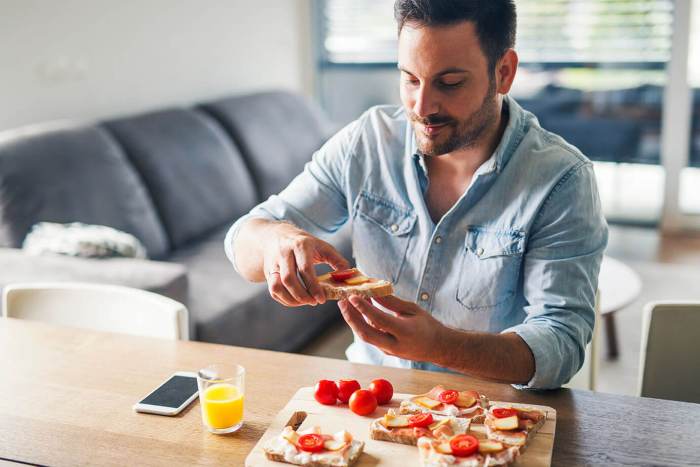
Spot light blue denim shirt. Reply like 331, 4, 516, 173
226, 96, 608, 390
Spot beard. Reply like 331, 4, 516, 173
410, 80, 498, 157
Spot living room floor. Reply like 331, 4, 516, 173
300, 225, 700, 396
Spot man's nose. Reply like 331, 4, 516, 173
413, 84, 440, 119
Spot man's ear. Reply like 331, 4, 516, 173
495, 49, 518, 95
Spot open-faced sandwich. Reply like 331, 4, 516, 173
264, 425, 364, 467
399, 385, 489, 421
483, 405, 547, 448
370, 410, 471, 446
316, 268, 393, 300
417, 433, 521, 467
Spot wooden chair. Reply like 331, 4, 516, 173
638, 301, 700, 403
2, 282, 189, 340
598, 255, 642, 359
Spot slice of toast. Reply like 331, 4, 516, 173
370, 412, 470, 446
370, 418, 425, 446
483, 406, 546, 448
317, 269, 394, 300
263, 426, 364, 467
264, 448, 364, 467
399, 385, 489, 422
417, 435, 520, 467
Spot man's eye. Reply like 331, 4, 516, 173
404, 78, 419, 86
440, 81, 464, 88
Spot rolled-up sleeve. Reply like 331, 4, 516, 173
502, 162, 608, 389
225, 118, 362, 272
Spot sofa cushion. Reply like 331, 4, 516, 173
23, 222, 147, 258
168, 225, 343, 351
200, 91, 331, 199
0, 124, 169, 257
104, 109, 258, 249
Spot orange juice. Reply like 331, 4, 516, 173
201, 383, 244, 430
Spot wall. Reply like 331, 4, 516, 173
319, 67, 400, 125
0, 0, 313, 130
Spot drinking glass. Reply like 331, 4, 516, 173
197, 364, 245, 434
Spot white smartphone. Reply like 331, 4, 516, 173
133, 371, 199, 416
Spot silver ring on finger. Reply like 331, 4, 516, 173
268, 270, 281, 279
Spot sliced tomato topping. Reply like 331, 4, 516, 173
297, 433, 325, 453
438, 389, 459, 404
330, 268, 358, 282
450, 434, 479, 457
492, 407, 517, 419
408, 412, 434, 428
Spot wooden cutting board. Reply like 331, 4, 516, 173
245, 387, 556, 466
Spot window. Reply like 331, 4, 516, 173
321, 0, 395, 64
509, 1, 674, 224
320, 0, 673, 66
517, 0, 672, 65
679, 0, 700, 214
316, 0, 681, 225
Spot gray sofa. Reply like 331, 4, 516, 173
0, 90, 349, 351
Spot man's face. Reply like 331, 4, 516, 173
398, 21, 498, 157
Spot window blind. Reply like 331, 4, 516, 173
320, 0, 674, 65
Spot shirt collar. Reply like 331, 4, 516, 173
491, 95, 526, 174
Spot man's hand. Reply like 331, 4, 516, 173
339, 294, 536, 385
258, 221, 350, 307
338, 295, 448, 362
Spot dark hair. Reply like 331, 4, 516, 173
394, 0, 516, 72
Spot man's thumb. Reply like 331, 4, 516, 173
373, 295, 416, 314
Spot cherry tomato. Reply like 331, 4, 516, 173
368, 378, 394, 405
408, 412, 434, 428
297, 433, 325, 453
348, 389, 377, 415
438, 389, 459, 404
314, 379, 338, 405
330, 268, 358, 282
492, 408, 517, 419
450, 434, 479, 457
336, 379, 361, 403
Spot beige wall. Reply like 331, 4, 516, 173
0, 0, 313, 130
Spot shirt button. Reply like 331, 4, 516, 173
420, 292, 430, 301
476, 247, 484, 256
434, 236, 443, 244
390, 224, 399, 232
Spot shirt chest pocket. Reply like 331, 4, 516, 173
352, 192, 416, 283
456, 227, 525, 310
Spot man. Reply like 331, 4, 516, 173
225, 0, 607, 389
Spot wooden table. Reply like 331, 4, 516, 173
1, 319, 699, 466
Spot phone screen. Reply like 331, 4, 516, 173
140, 375, 198, 408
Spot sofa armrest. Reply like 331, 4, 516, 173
0, 248, 188, 307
